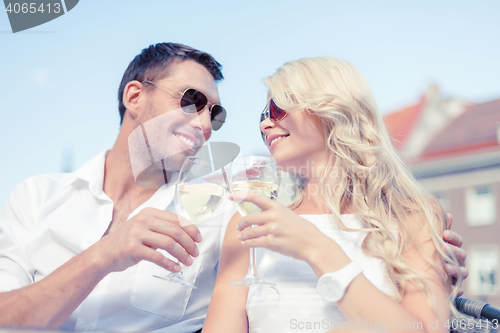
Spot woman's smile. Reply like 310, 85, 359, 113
266, 134, 290, 150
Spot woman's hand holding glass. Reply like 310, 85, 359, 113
228, 155, 280, 286
231, 191, 344, 270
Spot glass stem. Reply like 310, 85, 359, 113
249, 248, 258, 278
248, 224, 258, 278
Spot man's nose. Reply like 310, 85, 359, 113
191, 107, 212, 141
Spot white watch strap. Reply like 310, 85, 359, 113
317, 261, 363, 302
337, 261, 363, 286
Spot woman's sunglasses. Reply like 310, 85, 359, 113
142, 80, 226, 131
259, 99, 288, 141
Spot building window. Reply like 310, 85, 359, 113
466, 185, 496, 226
433, 192, 449, 212
468, 246, 498, 296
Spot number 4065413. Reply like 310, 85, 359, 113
5, 2, 61, 14
444, 319, 499, 330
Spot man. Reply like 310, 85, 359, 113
0, 43, 466, 332
0, 43, 235, 332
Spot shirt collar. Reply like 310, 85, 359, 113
65, 149, 108, 198
66, 150, 178, 211
127, 179, 177, 220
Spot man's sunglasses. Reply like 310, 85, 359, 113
142, 80, 226, 131
259, 98, 288, 142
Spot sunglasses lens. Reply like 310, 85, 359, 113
210, 105, 226, 131
260, 109, 267, 123
259, 110, 265, 142
260, 130, 266, 142
180, 89, 208, 113
269, 99, 286, 122
179, 88, 226, 131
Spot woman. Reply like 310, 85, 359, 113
203, 57, 465, 332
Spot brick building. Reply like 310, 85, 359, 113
384, 86, 500, 307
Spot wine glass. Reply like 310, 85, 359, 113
228, 155, 280, 286
153, 156, 228, 288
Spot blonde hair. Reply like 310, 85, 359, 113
264, 57, 462, 318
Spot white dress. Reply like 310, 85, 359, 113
246, 214, 395, 333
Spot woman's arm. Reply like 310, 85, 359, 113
236, 191, 450, 333
316, 215, 450, 333
202, 212, 250, 333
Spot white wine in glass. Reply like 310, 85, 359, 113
177, 182, 227, 223
229, 155, 280, 286
230, 180, 278, 215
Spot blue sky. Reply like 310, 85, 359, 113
0, 0, 499, 209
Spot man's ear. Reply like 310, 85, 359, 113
123, 80, 145, 119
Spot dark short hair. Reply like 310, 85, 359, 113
117, 42, 223, 124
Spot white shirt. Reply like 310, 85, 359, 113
0, 150, 235, 332
246, 214, 395, 333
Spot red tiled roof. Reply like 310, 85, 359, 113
383, 96, 426, 150
420, 98, 500, 159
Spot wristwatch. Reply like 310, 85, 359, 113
316, 261, 363, 302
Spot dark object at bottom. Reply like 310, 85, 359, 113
456, 297, 500, 322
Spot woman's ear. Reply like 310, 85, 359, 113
123, 80, 144, 119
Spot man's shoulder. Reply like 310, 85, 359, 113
10, 173, 76, 205
15, 150, 108, 195
2, 173, 77, 228
20, 172, 75, 190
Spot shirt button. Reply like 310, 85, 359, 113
100, 208, 108, 216
86, 237, 94, 244
81, 324, 89, 331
